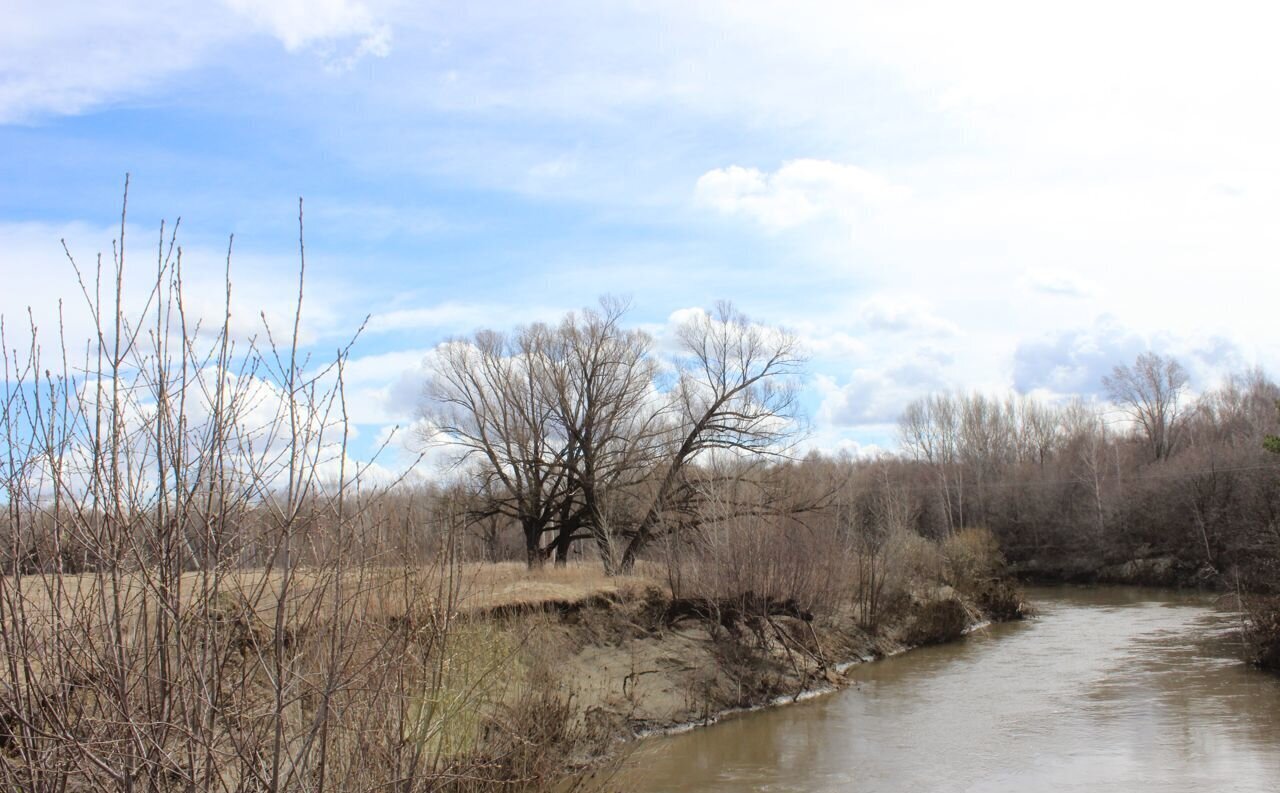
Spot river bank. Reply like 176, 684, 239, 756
1010, 553, 1224, 589
497, 577, 1029, 746
0, 553, 1027, 792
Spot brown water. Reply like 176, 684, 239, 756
623, 587, 1280, 792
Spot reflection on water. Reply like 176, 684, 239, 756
622, 587, 1280, 792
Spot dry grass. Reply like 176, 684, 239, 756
448, 561, 662, 611
6, 561, 662, 627
1, 558, 635, 792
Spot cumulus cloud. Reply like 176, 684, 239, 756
336, 347, 435, 425
1012, 316, 1148, 396
791, 328, 868, 361
853, 294, 958, 337
817, 346, 954, 427
695, 159, 908, 231
1012, 317, 1248, 398
801, 431, 888, 460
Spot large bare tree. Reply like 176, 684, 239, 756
535, 298, 665, 568
1102, 351, 1189, 461
424, 327, 574, 566
421, 299, 804, 573
899, 394, 964, 533
618, 302, 804, 571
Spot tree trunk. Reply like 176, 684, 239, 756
553, 533, 573, 567
523, 520, 543, 569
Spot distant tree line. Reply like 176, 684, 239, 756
896, 356, 1280, 590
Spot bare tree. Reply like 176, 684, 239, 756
421, 300, 803, 574
898, 393, 963, 534
1, 190, 602, 792
618, 302, 803, 571
1012, 394, 1061, 468
1061, 398, 1111, 538
424, 326, 573, 567
1103, 351, 1189, 461
852, 465, 916, 627
535, 298, 664, 568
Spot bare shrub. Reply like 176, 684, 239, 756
941, 528, 1006, 592
0, 192, 596, 793
905, 597, 970, 646
1242, 596, 1280, 672
666, 509, 848, 620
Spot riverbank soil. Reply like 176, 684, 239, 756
505, 579, 1027, 739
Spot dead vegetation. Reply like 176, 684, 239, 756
1242, 596, 1280, 672
0, 192, 1029, 791
0, 192, 620, 793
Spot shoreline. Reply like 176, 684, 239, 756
531, 584, 1027, 750
631, 627, 986, 741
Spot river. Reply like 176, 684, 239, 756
622, 586, 1280, 792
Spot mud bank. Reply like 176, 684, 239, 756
506, 583, 1029, 742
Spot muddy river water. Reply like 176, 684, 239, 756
623, 586, 1280, 792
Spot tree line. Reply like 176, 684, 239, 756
423, 302, 1280, 592
896, 356, 1280, 589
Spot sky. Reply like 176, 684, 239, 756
3, 0, 1279, 476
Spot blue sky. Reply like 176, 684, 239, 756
4, 1, 1280, 476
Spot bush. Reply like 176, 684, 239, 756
971, 577, 1028, 621
941, 528, 1006, 592
1243, 597, 1280, 672
906, 597, 970, 646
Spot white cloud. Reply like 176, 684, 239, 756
695, 159, 908, 231
1021, 268, 1095, 299
791, 328, 867, 361
335, 347, 434, 425
0, 0, 394, 122
1013, 316, 1147, 397
367, 303, 494, 334
816, 345, 955, 428
0, 2, 227, 122
0, 220, 345, 363
529, 156, 578, 181
10, 0, 1280, 461
853, 294, 957, 337
225, 0, 392, 69
801, 431, 887, 461
1012, 317, 1249, 398
365, 300, 569, 336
